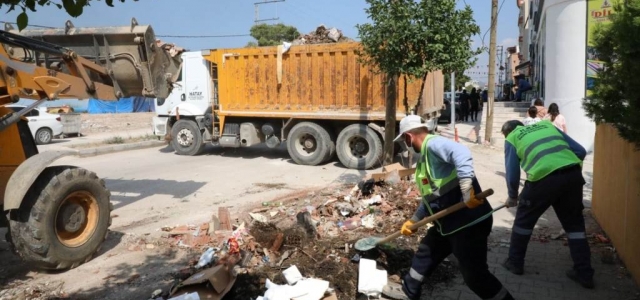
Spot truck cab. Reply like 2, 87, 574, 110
153, 51, 214, 154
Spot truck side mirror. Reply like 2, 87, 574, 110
181, 94, 186, 101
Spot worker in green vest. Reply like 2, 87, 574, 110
501, 120, 595, 289
390, 115, 513, 300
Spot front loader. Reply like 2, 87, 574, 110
0, 18, 182, 269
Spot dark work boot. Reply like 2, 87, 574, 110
502, 257, 524, 275
401, 275, 421, 300
566, 269, 595, 289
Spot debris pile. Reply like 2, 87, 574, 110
293, 25, 353, 45
153, 164, 458, 300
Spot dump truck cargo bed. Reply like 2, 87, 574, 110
201, 43, 443, 121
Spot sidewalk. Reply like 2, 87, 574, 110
39, 128, 155, 152
410, 121, 639, 299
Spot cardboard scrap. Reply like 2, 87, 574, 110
169, 264, 236, 300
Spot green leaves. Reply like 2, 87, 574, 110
249, 23, 300, 46
356, 0, 481, 80
584, 0, 640, 148
16, 11, 27, 30
0, 0, 128, 30
61, 0, 86, 17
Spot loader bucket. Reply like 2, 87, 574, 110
4, 18, 183, 99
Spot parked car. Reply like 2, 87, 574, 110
6, 104, 63, 145
439, 92, 461, 123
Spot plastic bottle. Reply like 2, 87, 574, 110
195, 247, 216, 268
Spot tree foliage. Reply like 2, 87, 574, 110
1, 0, 133, 31
249, 23, 300, 47
356, 0, 481, 80
584, 0, 640, 149
444, 72, 471, 91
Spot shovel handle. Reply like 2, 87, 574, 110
375, 188, 494, 246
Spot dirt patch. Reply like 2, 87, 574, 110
80, 112, 155, 135
68, 134, 158, 149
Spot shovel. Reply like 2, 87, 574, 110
354, 188, 495, 251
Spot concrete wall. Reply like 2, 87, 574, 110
540, 0, 595, 152
592, 124, 640, 286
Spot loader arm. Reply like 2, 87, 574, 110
1, 18, 184, 208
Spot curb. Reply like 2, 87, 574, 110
75, 140, 166, 157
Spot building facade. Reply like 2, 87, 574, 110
515, 0, 597, 151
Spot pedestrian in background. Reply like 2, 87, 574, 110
545, 103, 567, 133
500, 119, 594, 289
533, 98, 547, 119
470, 88, 481, 122
459, 90, 470, 122
523, 106, 541, 126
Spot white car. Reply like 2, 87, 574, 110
6, 105, 63, 145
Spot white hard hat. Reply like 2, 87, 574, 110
393, 115, 436, 143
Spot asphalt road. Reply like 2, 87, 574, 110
0, 143, 364, 299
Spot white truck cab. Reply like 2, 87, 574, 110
153, 51, 214, 155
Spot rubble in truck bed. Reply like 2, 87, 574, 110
153, 165, 459, 300
292, 25, 354, 45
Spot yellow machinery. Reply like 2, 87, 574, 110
0, 19, 181, 269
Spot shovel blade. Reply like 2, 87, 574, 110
355, 237, 382, 251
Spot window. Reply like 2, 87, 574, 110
28, 109, 39, 117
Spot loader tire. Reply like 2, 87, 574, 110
171, 119, 205, 156
8, 166, 112, 270
336, 124, 383, 170
286, 122, 333, 166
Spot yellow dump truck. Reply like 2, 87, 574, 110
153, 43, 444, 169
1, 19, 181, 269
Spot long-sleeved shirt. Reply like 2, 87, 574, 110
411, 136, 476, 222
504, 128, 586, 198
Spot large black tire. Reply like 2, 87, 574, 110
8, 166, 112, 270
336, 124, 383, 170
171, 119, 204, 156
286, 122, 333, 166
34, 128, 52, 145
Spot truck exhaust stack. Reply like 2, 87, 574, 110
4, 18, 183, 99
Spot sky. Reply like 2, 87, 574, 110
1, 0, 519, 85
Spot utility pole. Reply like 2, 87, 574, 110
484, 0, 498, 145
254, 0, 285, 23
497, 45, 504, 101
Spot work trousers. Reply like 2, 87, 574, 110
508, 165, 594, 280
403, 217, 512, 300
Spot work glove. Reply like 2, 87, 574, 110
464, 189, 484, 209
460, 177, 473, 203
401, 220, 416, 236
505, 197, 518, 208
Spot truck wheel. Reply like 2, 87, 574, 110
336, 124, 383, 170
286, 122, 333, 166
8, 166, 112, 270
171, 119, 204, 156
35, 128, 52, 145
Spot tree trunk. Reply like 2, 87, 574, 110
384, 74, 398, 166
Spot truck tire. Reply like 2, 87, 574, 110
286, 122, 333, 166
336, 124, 383, 170
171, 119, 204, 156
8, 166, 112, 270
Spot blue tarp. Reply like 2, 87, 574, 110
87, 97, 155, 114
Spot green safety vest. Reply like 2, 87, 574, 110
505, 120, 582, 182
415, 135, 459, 204
416, 135, 487, 236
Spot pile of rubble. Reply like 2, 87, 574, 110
152, 164, 457, 300
293, 25, 354, 45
